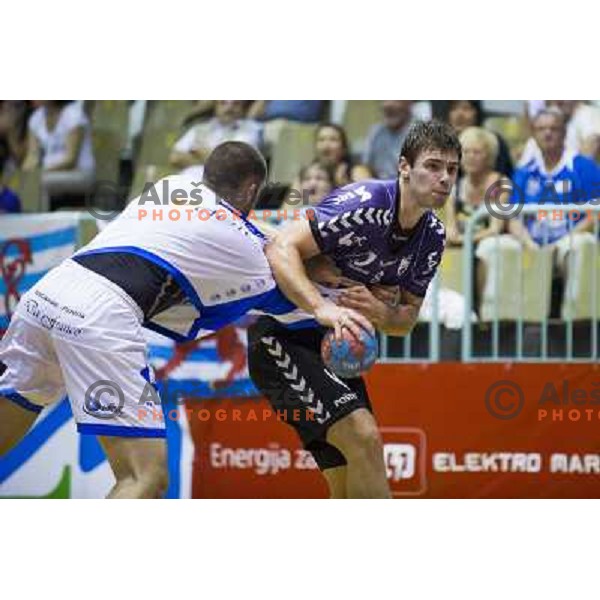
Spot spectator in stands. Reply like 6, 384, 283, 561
509, 107, 599, 280
520, 101, 600, 165
169, 100, 262, 177
445, 127, 505, 313
313, 123, 371, 186
0, 101, 32, 175
363, 101, 414, 179
446, 127, 504, 246
181, 100, 217, 127
0, 154, 21, 214
248, 101, 324, 124
22, 101, 95, 210
281, 161, 335, 210
445, 101, 514, 177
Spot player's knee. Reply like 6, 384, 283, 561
111, 443, 169, 498
328, 410, 382, 461
137, 446, 169, 497
144, 463, 169, 498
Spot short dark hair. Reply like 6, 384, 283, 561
203, 141, 267, 202
400, 120, 462, 166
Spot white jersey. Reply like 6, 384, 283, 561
74, 175, 314, 340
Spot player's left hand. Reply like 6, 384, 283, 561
337, 285, 390, 330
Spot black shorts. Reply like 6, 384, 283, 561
247, 316, 372, 470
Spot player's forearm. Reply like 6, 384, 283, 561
379, 304, 419, 336
265, 241, 327, 315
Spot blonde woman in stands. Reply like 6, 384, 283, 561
23, 101, 95, 211
445, 126, 506, 313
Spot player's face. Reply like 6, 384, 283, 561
401, 149, 459, 209
533, 114, 565, 155
448, 101, 478, 133
315, 127, 345, 165
461, 140, 489, 175
300, 164, 333, 205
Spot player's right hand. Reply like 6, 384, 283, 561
314, 301, 374, 343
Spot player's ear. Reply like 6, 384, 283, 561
398, 156, 411, 181
246, 181, 260, 208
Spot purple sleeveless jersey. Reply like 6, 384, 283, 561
309, 179, 446, 297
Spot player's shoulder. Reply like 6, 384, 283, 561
322, 179, 396, 210
423, 210, 446, 246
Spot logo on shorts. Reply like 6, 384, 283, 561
333, 392, 358, 408
83, 380, 125, 419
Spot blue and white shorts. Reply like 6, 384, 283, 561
0, 260, 166, 438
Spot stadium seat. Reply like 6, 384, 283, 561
560, 233, 600, 320
92, 130, 122, 183
439, 246, 464, 294
144, 100, 194, 133
137, 127, 181, 172
343, 100, 381, 156
7, 169, 42, 212
134, 102, 195, 176
269, 122, 318, 186
91, 100, 129, 141
477, 235, 553, 322
130, 164, 175, 200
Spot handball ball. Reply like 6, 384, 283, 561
321, 327, 378, 379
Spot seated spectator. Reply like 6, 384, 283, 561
248, 101, 324, 124
445, 100, 514, 177
520, 101, 600, 165
446, 127, 504, 246
169, 100, 262, 178
508, 108, 599, 300
282, 161, 335, 210
313, 123, 371, 187
0, 101, 33, 175
181, 100, 217, 127
23, 101, 95, 210
445, 127, 504, 314
363, 101, 414, 179
0, 154, 21, 213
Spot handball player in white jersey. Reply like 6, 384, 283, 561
0, 142, 369, 498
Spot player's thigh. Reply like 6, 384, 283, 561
0, 307, 66, 418
52, 306, 165, 438
327, 407, 384, 461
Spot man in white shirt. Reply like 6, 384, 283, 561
169, 101, 263, 179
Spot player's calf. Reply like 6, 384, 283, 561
99, 436, 169, 499
327, 408, 391, 499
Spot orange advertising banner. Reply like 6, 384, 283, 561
187, 363, 600, 498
